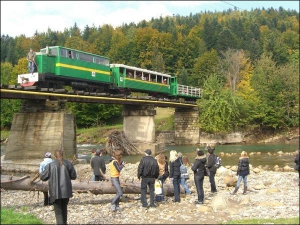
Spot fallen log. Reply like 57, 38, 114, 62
1, 175, 182, 196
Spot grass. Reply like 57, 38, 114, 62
1, 207, 44, 224
224, 217, 299, 224
1, 129, 10, 140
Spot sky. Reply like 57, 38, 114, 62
1, 1, 299, 38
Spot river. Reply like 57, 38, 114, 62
1, 143, 298, 169
75, 143, 298, 169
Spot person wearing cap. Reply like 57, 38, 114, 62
137, 149, 159, 208
39, 152, 53, 206
91, 149, 106, 181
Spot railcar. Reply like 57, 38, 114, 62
18, 46, 112, 92
17, 46, 201, 101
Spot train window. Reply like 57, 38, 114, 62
60, 49, 68, 57
79, 53, 93, 63
95, 57, 110, 66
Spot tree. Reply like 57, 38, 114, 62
1, 62, 13, 85
220, 48, 245, 93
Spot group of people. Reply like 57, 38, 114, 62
39, 146, 299, 224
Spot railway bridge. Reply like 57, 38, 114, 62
1, 87, 200, 161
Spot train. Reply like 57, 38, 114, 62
17, 46, 201, 102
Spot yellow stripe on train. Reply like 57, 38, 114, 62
56, 63, 110, 75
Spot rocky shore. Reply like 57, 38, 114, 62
1, 162, 299, 224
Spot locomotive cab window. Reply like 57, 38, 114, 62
79, 53, 93, 63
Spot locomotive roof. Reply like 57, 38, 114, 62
110, 64, 172, 78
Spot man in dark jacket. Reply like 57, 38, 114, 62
40, 149, 77, 225
137, 149, 159, 208
295, 150, 299, 186
91, 149, 106, 181
207, 148, 218, 193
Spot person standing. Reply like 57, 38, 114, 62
206, 148, 218, 193
40, 149, 77, 225
109, 150, 126, 212
90, 148, 97, 181
27, 48, 36, 73
39, 152, 53, 206
169, 150, 181, 203
137, 149, 159, 208
294, 150, 299, 186
155, 153, 169, 202
178, 152, 191, 195
231, 151, 250, 195
191, 150, 207, 204
91, 149, 106, 181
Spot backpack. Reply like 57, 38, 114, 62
180, 159, 189, 179
214, 155, 222, 169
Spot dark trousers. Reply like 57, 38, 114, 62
194, 175, 204, 202
94, 175, 104, 181
111, 177, 123, 207
209, 171, 217, 192
173, 175, 181, 202
141, 177, 155, 206
53, 198, 69, 225
43, 191, 49, 206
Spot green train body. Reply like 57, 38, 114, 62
17, 46, 201, 100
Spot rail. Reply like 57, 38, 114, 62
177, 84, 201, 97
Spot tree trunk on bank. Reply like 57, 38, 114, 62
1, 175, 182, 196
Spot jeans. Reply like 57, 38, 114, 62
28, 61, 34, 73
209, 171, 217, 192
141, 177, 155, 206
92, 173, 95, 181
173, 175, 181, 202
111, 177, 123, 207
180, 178, 191, 194
53, 198, 69, 224
194, 175, 204, 202
236, 175, 248, 188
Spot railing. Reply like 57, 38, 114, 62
177, 84, 201, 97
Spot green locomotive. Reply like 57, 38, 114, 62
17, 46, 201, 101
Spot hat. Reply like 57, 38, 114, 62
45, 152, 51, 158
96, 149, 101, 155
145, 149, 152, 156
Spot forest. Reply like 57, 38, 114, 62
1, 7, 299, 133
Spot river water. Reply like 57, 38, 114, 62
75, 143, 298, 168
1, 143, 298, 169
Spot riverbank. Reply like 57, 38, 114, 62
1, 163, 299, 224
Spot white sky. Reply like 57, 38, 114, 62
1, 1, 299, 37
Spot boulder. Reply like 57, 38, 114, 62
253, 168, 261, 173
224, 176, 237, 187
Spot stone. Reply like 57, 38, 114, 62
253, 184, 265, 190
266, 188, 280, 193
259, 201, 284, 207
283, 165, 292, 171
231, 166, 238, 172
224, 176, 237, 187
210, 194, 228, 212
253, 168, 261, 173
197, 205, 213, 212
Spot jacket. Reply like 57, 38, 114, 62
137, 155, 159, 179
191, 155, 207, 176
170, 157, 181, 178
206, 153, 217, 173
109, 157, 124, 178
237, 157, 250, 177
40, 159, 77, 204
91, 155, 106, 176
39, 158, 53, 173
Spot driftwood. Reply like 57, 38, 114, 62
104, 131, 144, 155
1, 175, 182, 196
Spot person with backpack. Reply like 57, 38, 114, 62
206, 147, 218, 193
178, 152, 191, 195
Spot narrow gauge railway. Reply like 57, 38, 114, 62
0, 86, 199, 108
15, 46, 201, 105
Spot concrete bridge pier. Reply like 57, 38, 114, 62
123, 105, 165, 155
174, 107, 200, 145
4, 99, 76, 161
